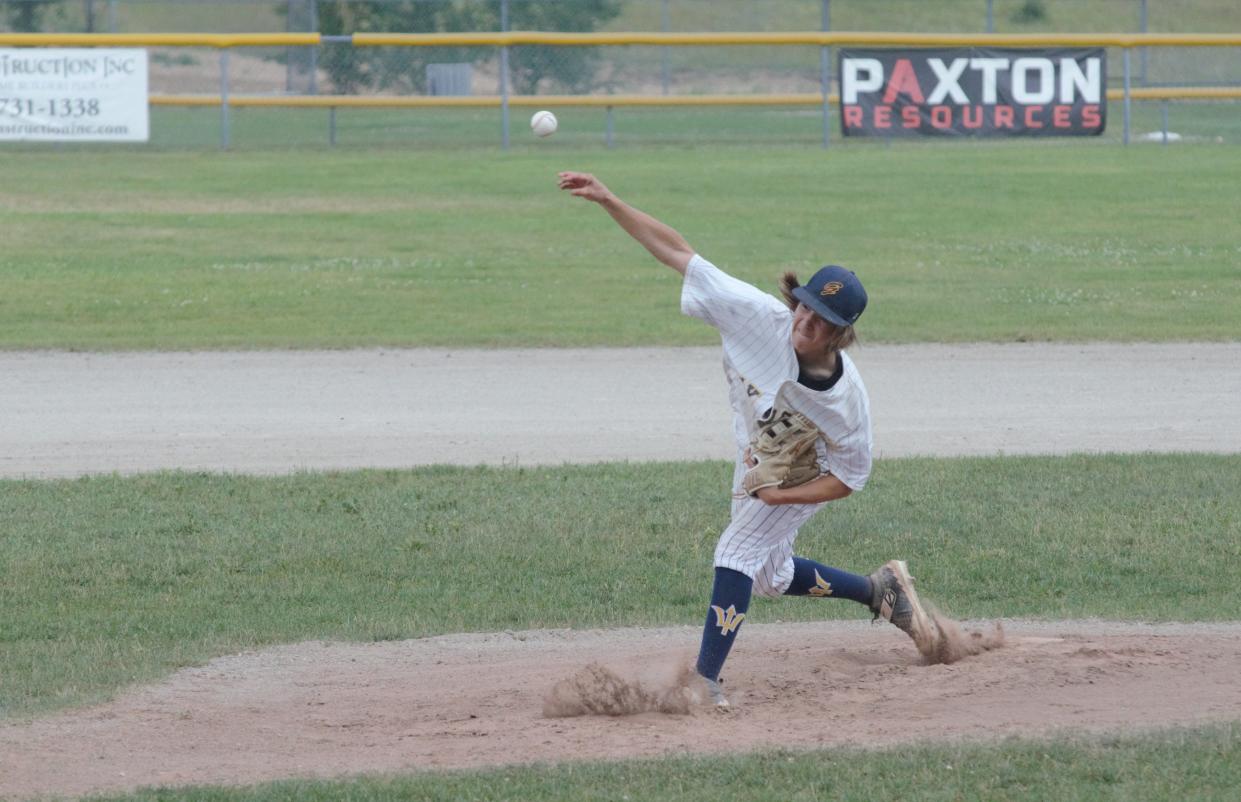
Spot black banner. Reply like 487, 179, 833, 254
839, 48, 1106, 137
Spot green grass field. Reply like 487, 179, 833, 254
4, 454, 1239, 719
4, 82, 1240, 797
3, 455, 1241, 798
92, 725, 1241, 802
2, 142, 1239, 349
150, 101, 1241, 150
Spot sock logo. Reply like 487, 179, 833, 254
710, 604, 746, 636
808, 569, 834, 597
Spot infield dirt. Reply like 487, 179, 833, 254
4, 343, 1240, 478
3, 620, 1241, 799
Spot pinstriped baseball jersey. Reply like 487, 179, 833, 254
680, 254, 874, 597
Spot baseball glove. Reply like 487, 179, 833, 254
741, 405, 822, 497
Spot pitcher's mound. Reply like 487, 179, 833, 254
4, 620, 1241, 800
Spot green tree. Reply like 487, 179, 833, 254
315, 0, 621, 94
2, 0, 61, 32
316, 1, 485, 93
499, 0, 623, 94
1011, 0, 1049, 25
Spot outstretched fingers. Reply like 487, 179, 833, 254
557, 171, 591, 189
557, 171, 608, 201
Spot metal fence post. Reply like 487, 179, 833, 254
1160, 100, 1168, 145
820, 0, 831, 149
660, 0, 670, 96
308, 0, 319, 94
499, 0, 510, 150
1122, 48, 1131, 146
1139, 0, 1149, 86
285, 0, 293, 92
605, 105, 615, 148
322, 34, 350, 144
219, 49, 231, 150
986, 0, 995, 33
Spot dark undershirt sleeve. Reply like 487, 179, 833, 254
796, 356, 845, 391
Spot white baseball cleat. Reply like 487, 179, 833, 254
702, 676, 730, 708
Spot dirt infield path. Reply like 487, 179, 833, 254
3, 621, 1241, 800
3, 343, 1240, 478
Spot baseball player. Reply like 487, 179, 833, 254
558, 171, 936, 707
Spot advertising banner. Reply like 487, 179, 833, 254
0, 48, 149, 142
839, 48, 1106, 138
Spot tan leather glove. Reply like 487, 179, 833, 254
741, 406, 822, 497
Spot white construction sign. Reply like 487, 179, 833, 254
0, 48, 148, 142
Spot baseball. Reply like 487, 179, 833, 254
530, 110, 558, 138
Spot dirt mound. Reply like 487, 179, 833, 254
3, 620, 1241, 800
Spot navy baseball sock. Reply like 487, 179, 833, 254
695, 567, 753, 682
783, 556, 872, 605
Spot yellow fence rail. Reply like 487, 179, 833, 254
0, 33, 319, 47
1, 31, 1236, 147
148, 87, 1241, 110
3, 32, 1241, 47
351, 32, 1241, 48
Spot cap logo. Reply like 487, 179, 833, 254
820, 282, 844, 296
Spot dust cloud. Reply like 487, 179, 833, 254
542, 661, 702, 717
922, 609, 1006, 664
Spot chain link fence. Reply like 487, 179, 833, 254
2, 0, 1239, 147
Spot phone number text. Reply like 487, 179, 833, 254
0, 97, 102, 118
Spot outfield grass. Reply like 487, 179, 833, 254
2, 143, 1238, 349
3, 453, 1239, 720
148, 100, 1241, 149
59, 0, 1241, 37
93, 725, 1241, 802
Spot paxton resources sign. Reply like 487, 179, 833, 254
839, 48, 1106, 138
0, 49, 149, 142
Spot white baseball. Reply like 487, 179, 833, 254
530, 110, 558, 138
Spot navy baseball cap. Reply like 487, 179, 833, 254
791, 265, 867, 327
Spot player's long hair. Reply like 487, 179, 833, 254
779, 271, 857, 353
